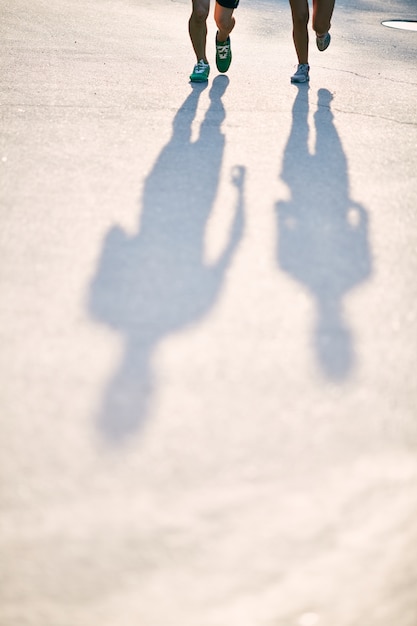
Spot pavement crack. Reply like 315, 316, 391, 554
332, 105, 417, 127
320, 65, 417, 87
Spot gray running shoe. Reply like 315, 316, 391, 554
316, 32, 331, 51
291, 63, 310, 83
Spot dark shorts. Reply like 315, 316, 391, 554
217, 0, 239, 9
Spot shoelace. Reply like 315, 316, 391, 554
216, 44, 230, 59
195, 61, 208, 73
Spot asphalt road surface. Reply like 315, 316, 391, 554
1, 1, 417, 625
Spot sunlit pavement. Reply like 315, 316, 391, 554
1, 1, 417, 625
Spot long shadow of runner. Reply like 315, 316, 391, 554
276, 87, 372, 379
89, 77, 245, 442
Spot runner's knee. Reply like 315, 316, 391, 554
292, 9, 309, 28
191, 4, 209, 23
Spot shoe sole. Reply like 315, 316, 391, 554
291, 76, 309, 83
316, 33, 331, 51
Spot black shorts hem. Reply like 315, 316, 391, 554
216, 0, 239, 9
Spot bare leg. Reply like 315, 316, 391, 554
313, 0, 335, 36
189, 0, 210, 62
214, 3, 235, 43
289, 0, 309, 64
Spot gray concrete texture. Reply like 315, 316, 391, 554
1, 0, 417, 624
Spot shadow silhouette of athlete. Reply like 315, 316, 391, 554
89, 77, 245, 441
277, 88, 371, 379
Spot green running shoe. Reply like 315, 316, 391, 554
190, 59, 210, 82
215, 34, 232, 73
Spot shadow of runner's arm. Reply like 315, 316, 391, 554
88, 225, 132, 329
211, 165, 246, 276
344, 200, 372, 282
